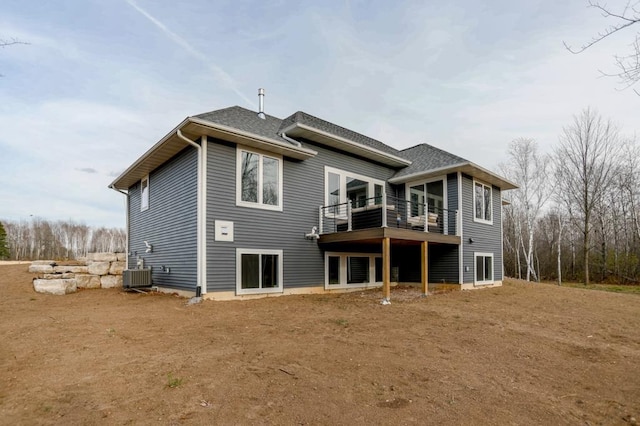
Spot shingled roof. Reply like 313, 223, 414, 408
278, 111, 404, 158
112, 104, 516, 191
195, 106, 298, 147
392, 143, 469, 179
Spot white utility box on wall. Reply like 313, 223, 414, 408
214, 220, 234, 242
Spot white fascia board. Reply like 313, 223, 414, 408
109, 117, 319, 191
389, 162, 518, 190
388, 162, 471, 184
281, 123, 412, 167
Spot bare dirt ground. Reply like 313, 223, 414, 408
1, 264, 639, 425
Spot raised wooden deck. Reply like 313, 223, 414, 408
318, 227, 461, 246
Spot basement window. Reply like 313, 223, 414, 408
474, 252, 494, 285
236, 249, 283, 295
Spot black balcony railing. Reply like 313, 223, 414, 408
319, 195, 459, 236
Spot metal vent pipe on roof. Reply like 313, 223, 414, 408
258, 88, 265, 119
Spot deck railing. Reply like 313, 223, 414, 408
319, 195, 459, 236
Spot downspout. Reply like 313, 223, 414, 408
458, 172, 463, 285
281, 132, 302, 148
176, 129, 206, 297
108, 185, 130, 270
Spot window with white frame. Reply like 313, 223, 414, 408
474, 252, 494, 285
407, 177, 446, 218
473, 180, 492, 223
325, 167, 385, 212
140, 176, 149, 211
237, 147, 283, 211
325, 252, 383, 289
236, 249, 283, 295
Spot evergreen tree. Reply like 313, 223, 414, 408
0, 221, 9, 259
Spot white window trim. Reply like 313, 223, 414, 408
405, 175, 448, 220
324, 252, 382, 289
474, 252, 494, 285
140, 175, 149, 212
236, 146, 283, 212
236, 248, 283, 295
472, 179, 493, 225
324, 166, 385, 219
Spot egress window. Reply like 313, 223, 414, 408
236, 249, 283, 295
237, 147, 282, 211
474, 252, 494, 285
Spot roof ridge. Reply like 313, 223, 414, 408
195, 105, 283, 122
402, 142, 468, 162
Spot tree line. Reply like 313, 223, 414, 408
0, 218, 125, 261
502, 108, 639, 285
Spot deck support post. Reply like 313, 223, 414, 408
421, 241, 429, 296
382, 237, 391, 304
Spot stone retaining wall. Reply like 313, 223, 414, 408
30, 253, 126, 295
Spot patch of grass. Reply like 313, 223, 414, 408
106, 328, 116, 336
333, 319, 349, 327
559, 282, 640, 295
167, 373, 183, 388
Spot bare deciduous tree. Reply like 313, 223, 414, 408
564, 1, 640, 93
1, 218, 125, 260
554, 108, 624, 285
0, 38, 28, 48
501, 138, 552, 282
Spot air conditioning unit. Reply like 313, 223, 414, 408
123, 269, 152, 288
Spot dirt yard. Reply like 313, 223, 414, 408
1, 264, 639, 425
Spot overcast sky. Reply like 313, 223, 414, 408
1, 0, 637, 228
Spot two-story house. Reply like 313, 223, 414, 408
109, 93, 516, 301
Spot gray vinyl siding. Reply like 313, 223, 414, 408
390, 244, 458, 283
206, 138, 397, 293
128, 147, 198, 291
392, 246, 420, 282
460, 174, 503, 283
429, 244, 459, 283
447, 173, 458, 235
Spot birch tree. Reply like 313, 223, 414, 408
502, 138, 551, 281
